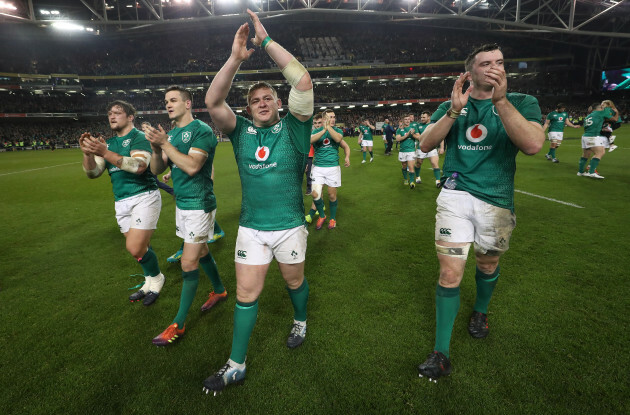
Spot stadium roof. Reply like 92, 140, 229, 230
1, 0, 628, 39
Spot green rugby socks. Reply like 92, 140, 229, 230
173, 270, 199, 327
229, 300, 259, 364
434, 284, 460, 358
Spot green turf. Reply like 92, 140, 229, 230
1, 127, 629, 414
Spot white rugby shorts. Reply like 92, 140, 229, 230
235, 225, 308, 265
398, 151, 416, 162
115, 190, 161, 234
361, 140, 374, 148
311, 165, 341, 187
176, 207, 215, 243
416, 148, 438, 159
581, 135, 607, 149
435, 189, 516, 256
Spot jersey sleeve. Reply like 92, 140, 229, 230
131, 130, 152, 153
513, 94, 542, 124
287, 111, 313, 154
604, 107, 614, 119
191, 123, 217, 153
228, 116, 248, 155
431, 101, 451, 123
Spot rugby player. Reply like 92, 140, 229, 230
308, 109, 351, 230
145, 86, 227, 346
418, 44, 544, 381
577, 102, 618, 179
542, 103, 578, 163
413, 111, 443, 187
79, 100, 165, 307
203, 9, 314, 394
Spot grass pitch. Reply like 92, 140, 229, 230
1, 126, 629, 414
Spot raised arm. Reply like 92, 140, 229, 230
420, 72, 471, 153
82, 134, 150, 176
205, 23, 254, 135
247, 9, 313, 121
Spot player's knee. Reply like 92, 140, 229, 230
127, 244, 147, 260
438, 268, 463, 287
312, 184, 323, 200
181, 259, 199, 272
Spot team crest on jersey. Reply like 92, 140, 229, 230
323, 138, 331, 146
272, 121, 282, 134
182, 131, 192, 143
247, 126, 257, 135
122, 139, 131, 147
461, 108, 468, 115
466, 124, 488, 143
167, 135, 172, 142
255, 146, 270, 162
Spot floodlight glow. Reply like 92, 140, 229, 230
52, 21, 86, 31
390, 104, 397, 107
320, 106, 326, 110
376, 104, 383, 107
419, 102, 425, 105
86, 27, 94, 32
40, 9, 50, 15
334, 106, 340, 109
0, 2, 17, 11
50, 10, 60, 15
404, 103, 412, 106
362, 105, 368, 108
348, 105, 355, 108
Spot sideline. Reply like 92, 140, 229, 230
515, 189, 584, 208
0, 162, 80, 177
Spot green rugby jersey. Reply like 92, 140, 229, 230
583, 107, 614, 137
167, 119, 217, 212
228, 112, 312, 231
431, 93, 542, 212
105, 128, 157, 201
359, 125, 373, 140
312, 126, 343, 167
415, 122, 429, 150
546, 111, 569, 132
396, 126, 416, 152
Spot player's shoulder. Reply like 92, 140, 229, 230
506, 92, 539, 107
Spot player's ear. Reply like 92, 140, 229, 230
246, 105, 252, 116
276, 99, 282, 110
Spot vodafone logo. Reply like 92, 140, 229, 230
255, 146, 270, 162
323, 138, 330, 146
466, 124, 488, 143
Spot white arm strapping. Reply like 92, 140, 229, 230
120, 151, 151, 174
281, 58, 307, 87
288, 87, 314, 117
83, 156, 106, 178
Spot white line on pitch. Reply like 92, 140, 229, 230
515, 189, 584, 208
0, 162, 80, 177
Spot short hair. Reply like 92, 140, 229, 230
165, 85, 193, 103
421, 111, 431, 117
465, 43, 501, 72
313, 112, 323, 120
107, 100, 136, 117
325, 109, 336, 115
602, 100, 617, 110
247, 82, 278, 105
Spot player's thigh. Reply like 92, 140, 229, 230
472, 199, 516, 256
436, 246, 468, 288
125, 228, 154, 257
235, 262, 271, 302
277, 261, 305, 290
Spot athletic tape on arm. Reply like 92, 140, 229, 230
282, 58, 313, 117
120, 151, 151, 174
83, 156, 106, 178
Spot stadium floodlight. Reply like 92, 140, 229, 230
419, 102, 425, 105
404, 103, 412, 106
334, 105, 340, 109
86, 27, 94, 32
376, 104, 383, 107
236, 109, 243, 113
362, 105, 368, 108
348, 105, 355, 108
319, 106, 326, 109
278, 108, 284, 111
50, 10, 60, 15
40, 9, 50, 15
390, 104, 397, 107
0, 1, 17, 11
52, 22, 86, 31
